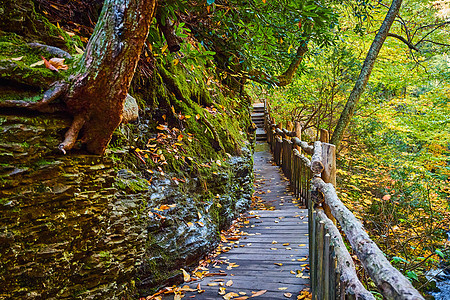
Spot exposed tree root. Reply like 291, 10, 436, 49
58, 114, 86, 154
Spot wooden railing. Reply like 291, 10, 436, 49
263, 100, 424, 300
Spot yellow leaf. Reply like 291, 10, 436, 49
219, 287, 226, 295
278, 287, 288, 290
30, 60, 45, 67
288, 44, 294, 54
173, 58, 179, 65
224, 292, 239, 300
174, 294, 183, 300
274, 263, 283, 266
181, 268, 190, 282
161, 44, 168, 53
226, 280, 233, 287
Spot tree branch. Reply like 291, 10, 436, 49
387, 33, 419, 51
246, 43, 308, 86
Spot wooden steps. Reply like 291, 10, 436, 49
252, 103, 266, 142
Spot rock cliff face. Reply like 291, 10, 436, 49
0, 111, 253, 299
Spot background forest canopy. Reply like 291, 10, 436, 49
1, 0, 450, 293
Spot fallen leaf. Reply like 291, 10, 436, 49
180, 285, 196, 292
284, 292, 293, 298
278, 287, 288, 290
49, 57, 68, 70
274, 263, 283, 266
74, 45, 84, 54
181, 268, 190, 282
30, 60, 45, 67
223, 292, 239, 300
11, 56, 23, 61
207, 283, 219, 286
226, 280, 233, 287
251, 290, 267, 297
174, 294, 183, 300
219, 287, 226, 295
41, 56, 58, 72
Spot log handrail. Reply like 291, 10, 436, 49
313, 178, 424, 300
261, 100, 424, 300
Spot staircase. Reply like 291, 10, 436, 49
252, 102, 266, 141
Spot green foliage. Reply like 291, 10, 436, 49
263, 0, 450, 293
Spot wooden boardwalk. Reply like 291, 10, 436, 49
164, 143, 310, 299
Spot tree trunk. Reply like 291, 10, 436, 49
60, 0, 156, 154
330, 0, 403, 149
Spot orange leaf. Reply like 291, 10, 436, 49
41, 56, 58, 72
49, 57, 68, 70
251, 290, 267, 297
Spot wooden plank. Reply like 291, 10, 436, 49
158, 138, 310, 300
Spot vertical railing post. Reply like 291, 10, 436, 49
320, 130, 337, 224
324, 233, 331, 300
317, 221, 325, 300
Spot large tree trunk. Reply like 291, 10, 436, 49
60, 0, 156, 154
330, 0, 403, 149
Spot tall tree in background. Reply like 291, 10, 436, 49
330, 0, 403, 149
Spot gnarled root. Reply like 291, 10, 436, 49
58, 114, 86, 154
0, 81, 68, 113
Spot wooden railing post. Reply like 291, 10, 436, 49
319, 130, 337, 225
324, 233, 331, 300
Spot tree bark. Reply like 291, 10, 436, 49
60, 0, 156, 154
330, 0, 403, 149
